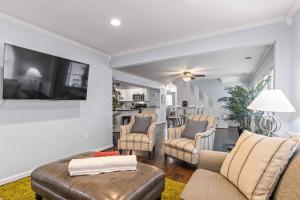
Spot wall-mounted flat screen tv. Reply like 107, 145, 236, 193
3, 44, 90, 100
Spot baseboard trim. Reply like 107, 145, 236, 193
93, 144, 114, 151
0, 144, 113, 186
0, 170, 32, 186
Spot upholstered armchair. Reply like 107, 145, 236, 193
118, 112, 157, 157
164, 115, 217, 165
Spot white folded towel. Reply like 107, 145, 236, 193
68, 155, 137, 176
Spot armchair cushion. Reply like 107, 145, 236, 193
164, 138, 197, 154
118, 133, 153, 152
119, 133, 151, 144
181, 119, 208, 140
131, 116, 152, 133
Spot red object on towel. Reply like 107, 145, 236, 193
93, 151, 120, 157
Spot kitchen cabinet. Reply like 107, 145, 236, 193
118, 88, 149, 102
148, 88, 160, 107
119, 89, 132, 101
130, 88, 149, 101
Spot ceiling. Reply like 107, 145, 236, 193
0, 0, 295, 55
117, 45, 272, 83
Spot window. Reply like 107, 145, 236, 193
166, 92, 176, 106
66, 62, 85, 88
166, 94, 173, 106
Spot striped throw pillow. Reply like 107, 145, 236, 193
220, 131, 299, 200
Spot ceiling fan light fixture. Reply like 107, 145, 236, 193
182, 76, 191, 82
110, 18, 121, 26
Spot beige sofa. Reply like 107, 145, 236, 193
164, 115, 217, 165
181, 149, 300, 200
118, 112, 157, 156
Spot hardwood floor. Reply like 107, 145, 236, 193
112, 124, 239, 184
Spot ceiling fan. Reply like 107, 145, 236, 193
175, 71, 206, 82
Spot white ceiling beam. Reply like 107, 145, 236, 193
110, 22, 286, 68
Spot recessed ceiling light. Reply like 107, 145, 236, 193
110, 18, 121, 27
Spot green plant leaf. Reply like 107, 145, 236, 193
218, 77, 270, 132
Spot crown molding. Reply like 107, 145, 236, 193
286, 0, 300, 25
0, 12, 110, 58
112, 16, 285, 57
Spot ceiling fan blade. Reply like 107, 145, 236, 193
191, 77, 196, 80
193, 74, 206, 77
161, 71, 183, 76
174, 74, 184, 77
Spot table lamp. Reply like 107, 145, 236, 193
247, 89, 296, 137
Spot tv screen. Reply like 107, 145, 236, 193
3, 44, 90, 100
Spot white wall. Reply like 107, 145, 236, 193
195, 79, 228, 115
195, 79, 228, 102
0, 18, 112, 183
289, 10, 300, 132
249, 46, 275, 85
174, 80, 218, 115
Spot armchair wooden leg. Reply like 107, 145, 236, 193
119, 149, 122, 155
129, 150, 132, 155
152, 146, 156, 157
148, 151, 152, 157
164, 153, 168, 161
35, 193, 43, 200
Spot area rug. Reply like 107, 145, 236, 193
0, 177, 185, 200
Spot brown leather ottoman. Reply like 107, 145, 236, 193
31, 152, 165, 200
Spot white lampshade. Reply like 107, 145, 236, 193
247, 89, 296, 113
26, 67, 42, 78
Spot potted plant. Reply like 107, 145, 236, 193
112, 83, 123, 129
218, 78, 270, 134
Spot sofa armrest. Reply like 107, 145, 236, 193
167, 125, 185, 139
198, 150, 228, 173
120, 124, 132, 138
147, 122, 156, 143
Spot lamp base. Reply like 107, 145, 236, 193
259, 113, 281, 137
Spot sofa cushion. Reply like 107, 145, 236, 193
220, 131, 299, 200
181, 169, 247, 200
181, 119, 208, 139
164, 138, 197, 154
273, 148, 300, 200
131, 116, 152, 133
